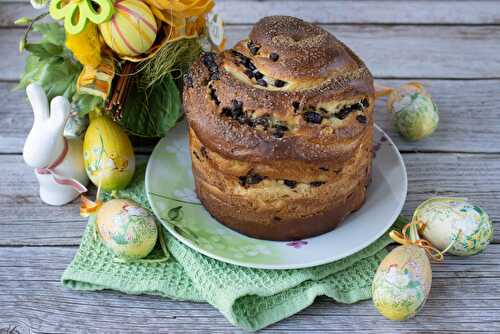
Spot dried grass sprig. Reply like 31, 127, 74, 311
136, 38, 201, 90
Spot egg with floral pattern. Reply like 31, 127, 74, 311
372, 244, 432, 320
414, 197, 493, 256
96, 199, 158, 260
83, 115, 135, 191
387, 82, 438, 141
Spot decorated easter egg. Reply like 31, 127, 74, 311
83, 115, 135, 191
96, 199, 158, 260
387, 83, 439, 141
372, 244, 432, 321
99, 0, 157, 57
414, 197, 493, 256
64, 112, 88, 138
206, 12, 225, 50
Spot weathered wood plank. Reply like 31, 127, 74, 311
0, 81, 31, 154
3, 79, 500, 155
0, 153, 498, 246
222, 25, 500, 79
0, 29, 26, 81
2, 0, 500, 26
0, 245, 499, 333
216, 0, 500, 25
375, 79, 500, 153
3, 24, 500, 81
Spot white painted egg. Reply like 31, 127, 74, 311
372, 244, 432, 320
414, 197, 493, 256
96, 199, 158, 260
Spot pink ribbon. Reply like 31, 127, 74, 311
35, 138, 88, 194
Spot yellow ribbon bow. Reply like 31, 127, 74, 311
389, 221, 456, 262
80, 195, 103, 217
66, 23, 115, 100
80, 179, 104, 217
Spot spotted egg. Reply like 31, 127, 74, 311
414, 197, 493, 256
96, 199, 158, 260
372, 244, 432, 321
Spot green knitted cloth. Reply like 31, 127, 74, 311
62, 165, 401, 331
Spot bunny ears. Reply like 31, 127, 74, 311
26, 83, 70, 129
23, 84, 71, 168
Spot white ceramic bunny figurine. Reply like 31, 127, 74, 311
23, 84, 89, 205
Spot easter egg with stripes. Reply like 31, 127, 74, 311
99, 0, 157, 57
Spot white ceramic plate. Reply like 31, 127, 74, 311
146, 121, 407, 269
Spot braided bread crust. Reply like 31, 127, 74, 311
183, 16, 374, 240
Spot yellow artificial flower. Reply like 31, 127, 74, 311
65, 23, 102, 68
145, 0, 214, 40
146, 0, 214, 23
164, 15, 206, 42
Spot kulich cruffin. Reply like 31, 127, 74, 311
183, 16, 375, 241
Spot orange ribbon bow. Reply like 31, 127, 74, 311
80, 195, 103, 217
389, 221, 454, 262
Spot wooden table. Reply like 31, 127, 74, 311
1, 1, 499, 332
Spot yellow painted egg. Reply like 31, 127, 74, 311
96, 199, 158, 260
414, 197, 493, 256
99, 0, 157, 57
372, 244, 432, 321
83, 115, 135, 191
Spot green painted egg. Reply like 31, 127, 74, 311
96, 199, 158, 260
388, 83, 439, 141
414, 197, 493, 256
372, 244, 432, 321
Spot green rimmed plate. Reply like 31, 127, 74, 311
145, 121, 407, 269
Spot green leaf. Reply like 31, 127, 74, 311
39, 57, 80, 99
19, 39, 26, 53
473, 206, 483, 215
33, 22, 66, 46
171, 223, 198, 241
15, 17, 32, 25
16, 55, 40, 90
17, 53, 81, 102
72, 93, 105, 115
112, 233, 129, 245
407, 281, 420, 289
15, 19, 102, 116
15, 21, 83, 104
168, 206, 183, 221
119, 74, 182, 137
24, 42, 63, 59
